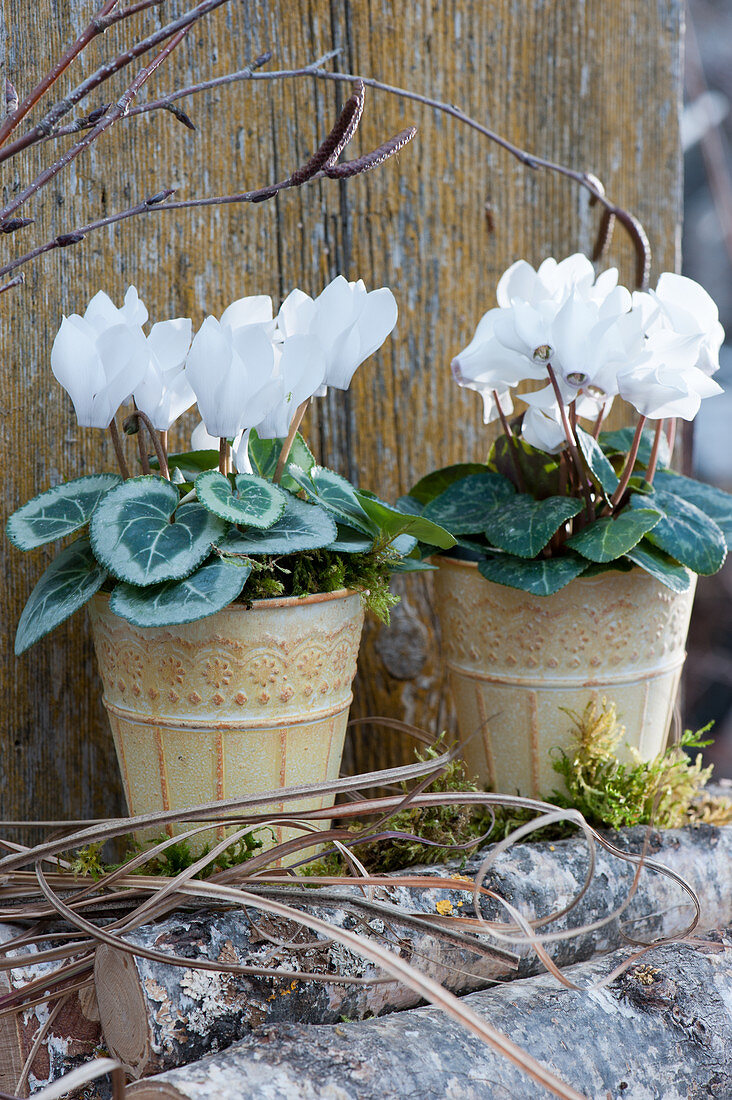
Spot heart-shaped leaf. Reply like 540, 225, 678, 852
218, 495, 337, 556
249, 430, 315, 491
409, 463, 491, 506
483, 495, 583, 558
15, 537, 107, 654
195, 471, 286, 529
91, 476, 227, 586
634, 489, 727, 575
355, 492, 457, 549
7, 474, 122, 550
110, 557, 251, 628
575, 426, 619, 495
478, 552, 588, 595
291, 466, 375, 536
567, 502, 662, 562
652, 470, 732, 546
624, 541, 691, 593
422, 473, 515, 535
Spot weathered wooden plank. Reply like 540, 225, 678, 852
126, 931, 732, 1099
0, 2, 683, 821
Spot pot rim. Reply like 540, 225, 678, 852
93, 586, 361, 614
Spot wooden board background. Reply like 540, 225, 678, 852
0, 0, 683, 820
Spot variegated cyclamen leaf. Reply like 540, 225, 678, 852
110, 557, 251, 628
478, 552, 588, 596
15, 537, 107, 654
7, 474, 121, 550
195, 471, 286, 529
306, 467, 375, 535
248, 430, 316, 491
90, 476, 227, 586
355, 492, 457, 549
422, 473, 515, 535
218, 495, 337, 556
635, 489, 727, 576
575, 427, 619, 495
483, 495, 583, 558
624, 541, 691, 594
566, 503, 662, 563
652, 471, 732, 546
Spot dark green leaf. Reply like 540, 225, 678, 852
483, 495, 583, 558
652, 470, 732, 545
567, 502, 662, 562
195, 471, 286, 529
624, 541, 691, 593
599, 426, 671, 469
575, 426, 619, 494
296, 466, 374, 535
409, 463, 490, 505
248, 430, 316, 491
387, 557, 438, 573
355, 492, 456, 549
635, 489, 727, 576
7, 474, 122, 550
218, 495, 337, 555
90, 476, 227, 585
478, 552, 588, 595
110, 557, 250, 628
487, 433, 563, 497
328, 525, 375, 553
155, 449, 219, 481
15, 537, 107, 654
395, 494, 424, 516
422, 473, 515, 535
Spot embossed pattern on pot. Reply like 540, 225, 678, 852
434, 559, 697, 797
88, 590, 365, 849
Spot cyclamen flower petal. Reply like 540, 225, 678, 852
191, 420, 219, 451
521, 405, 567, 453
651, 272, 725, 376
185, 308, 280, 439
51, 298, 149, 429
254, 335, 325, 440
134, 318, 195, 431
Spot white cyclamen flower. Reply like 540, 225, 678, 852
133, 318, 195, 431
191, 420, 219, 451
645, 273, 725, 376
617, 329, 723, 420
254, 334, 326, 440
277, 276, 398, 392
51, 286, 149, 429
185, 296, 280, 439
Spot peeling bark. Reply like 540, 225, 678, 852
0, 924, 101, 1094
126, 929, 732, 1099
95, 824, 732, 1078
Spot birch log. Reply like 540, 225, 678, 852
95, 824, 732, 1077
126, 930, 732, 1100
0, 924, 100, 1093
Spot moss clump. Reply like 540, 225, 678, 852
69, 830, 269, 880
239, 548, 399, 624
551, 699, 722, 829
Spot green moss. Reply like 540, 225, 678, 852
241, 548, 399, 624
551, 699, 717, 829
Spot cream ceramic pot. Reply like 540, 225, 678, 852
88, 589, 365, 849
433, 558, 697, 797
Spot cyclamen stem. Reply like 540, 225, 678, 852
135, 426, 151, 474
108, 419, 130, 480
591, 406, 607, 440
160, 429, 168, 469
667, 417, 677, 459
219, 437, 230, 477
274, 398, 310, 484
492, 390, 527, 493
609, 415, 647, 510
546, 366, 594, 521
645, 421, 664, 486
127, 409, 169, 478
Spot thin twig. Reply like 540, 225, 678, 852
0, 0, 231, 164
0, 273, 24, 296
274, 399, 310, 483
0, 28, 188, 224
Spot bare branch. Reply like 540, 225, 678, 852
324, 127, 417, 178
0, 273, 25, 296
4, 79, 18, 117
0, 30, 188, 224
0, 0, 232, 165
285, 79, 365, 186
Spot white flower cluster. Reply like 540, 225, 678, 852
51, 276, 398, 468
451, 254, 724, 452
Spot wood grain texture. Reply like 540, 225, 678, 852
0, 1, 683, 820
